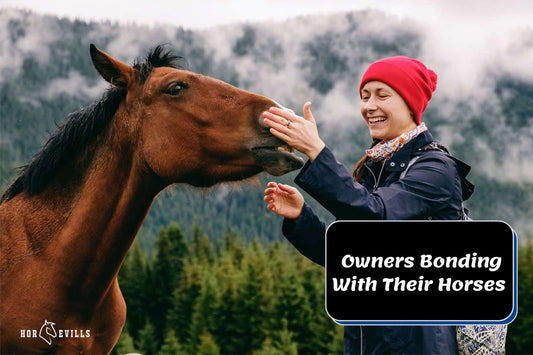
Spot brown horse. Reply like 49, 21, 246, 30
0, 44, 303, 354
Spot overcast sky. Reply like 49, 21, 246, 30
5, 0, 530, 91
2, 0, 532, 32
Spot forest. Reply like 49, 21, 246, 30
111, 222, 533, 354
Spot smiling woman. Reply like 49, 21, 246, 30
360, 81, 416, 141
263, 56, 477, 354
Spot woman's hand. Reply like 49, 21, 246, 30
263, 102, 325, 162
264, 182, 304, 220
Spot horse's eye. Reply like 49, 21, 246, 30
166, 82, 188, 96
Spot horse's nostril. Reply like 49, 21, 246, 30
259, 117, 269, 130
258, 112, 271, 130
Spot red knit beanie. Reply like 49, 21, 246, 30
359, 56, 437, 125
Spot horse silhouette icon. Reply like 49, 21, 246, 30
39, 320, 57, 345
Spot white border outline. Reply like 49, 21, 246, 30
324, 220, 518, 326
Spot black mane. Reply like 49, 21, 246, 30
133, 45, 184, 82
1, 45, 183, 203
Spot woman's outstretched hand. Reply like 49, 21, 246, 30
263, 102, 325, 162
264, 182, 304, 220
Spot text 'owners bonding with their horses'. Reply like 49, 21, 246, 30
263, 56, 485, 354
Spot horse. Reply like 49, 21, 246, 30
0, 44, 303, 354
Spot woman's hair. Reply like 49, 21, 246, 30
352, 139, 381, 182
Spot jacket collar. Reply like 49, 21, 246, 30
368, 130, 435, 173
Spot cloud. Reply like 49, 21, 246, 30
1, 7, 532, 183
44, 70, 107, 100
198, 8, 533, 182
475, 127, 533, 183
104, 23, 178, 63
0, 9, 59, 82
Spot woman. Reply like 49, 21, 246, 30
263, 56, 470, 354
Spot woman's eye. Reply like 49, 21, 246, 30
166, 82, 188, 95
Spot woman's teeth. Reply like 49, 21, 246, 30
369, 117, 387, 123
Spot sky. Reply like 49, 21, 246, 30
3, 0, 532, 86
2, 0, 532, 32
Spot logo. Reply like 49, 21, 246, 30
20, 320, 91, 346
39, 320, 57, 345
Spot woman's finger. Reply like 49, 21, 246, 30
264, 189, 274, 196
269, 128, 291, 143
263, 113, 297, 133
268, 107, 298, 120
303, 101, 314, 122
267, 182, 278, 188
264, 118, 292, 136
278, 183, 297, 193
263, 111, 291, 125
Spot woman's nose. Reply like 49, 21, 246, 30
362, 97, 378, 111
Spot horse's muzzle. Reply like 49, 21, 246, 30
251, 142, 304, 176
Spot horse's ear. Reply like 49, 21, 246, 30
90, 44, 135, 88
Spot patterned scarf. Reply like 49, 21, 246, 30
366, 122, 427, 161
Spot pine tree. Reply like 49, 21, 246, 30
158, 330, 187, 355
149, 222, 187, 342
212, 255, 246, 354
110, 328, 136, 355
191, 221, 213, 264
301, 264, 338, 354
118, 241, 150, 339
166, 260, 204, 345
136, 320, 158, 355
327, 325, 346, 355
197, 332, 220, 355
222, 229, 245, 267
272, 318, 298, 355
255, 337, 285, 355
188, 269, 221, 353
237, 261, 267, 351
272, 255, 313, 353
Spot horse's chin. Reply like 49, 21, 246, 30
251, 147, 304, 176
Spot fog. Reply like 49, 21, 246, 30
1, 7, 532, 183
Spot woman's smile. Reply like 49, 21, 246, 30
367, 116, 388, 124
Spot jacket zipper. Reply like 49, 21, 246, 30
360, 160, 385, 354
365, 160, 386, 192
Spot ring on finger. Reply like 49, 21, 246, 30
285, 119, 291, 128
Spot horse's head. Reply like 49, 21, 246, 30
90, 45, 303, 187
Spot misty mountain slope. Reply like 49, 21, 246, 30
0, 8, 531, 250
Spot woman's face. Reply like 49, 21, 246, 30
360, 81, 417, 141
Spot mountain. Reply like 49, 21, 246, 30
1, 8, 531, 252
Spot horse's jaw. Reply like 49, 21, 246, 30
251, 146, 304, 176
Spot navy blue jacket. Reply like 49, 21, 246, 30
282, 131, 469, 354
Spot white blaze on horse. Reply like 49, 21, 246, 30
0, 44, 302, 354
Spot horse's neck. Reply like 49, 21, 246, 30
42, 142, 161, 307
